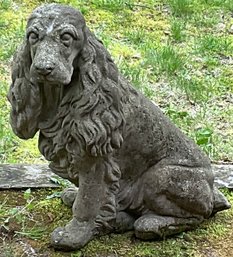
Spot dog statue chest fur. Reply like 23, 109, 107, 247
8, 4, 230, 251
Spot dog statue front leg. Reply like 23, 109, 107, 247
51, 157, 120, 250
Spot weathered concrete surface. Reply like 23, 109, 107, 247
0, 164, 60, 188
0, 163, 232, 189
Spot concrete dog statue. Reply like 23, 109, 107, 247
8, 4, 230, 251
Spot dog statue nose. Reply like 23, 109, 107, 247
35, 63, 55, 75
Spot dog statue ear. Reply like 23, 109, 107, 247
7, 40, 42, 139
71, 29, 126, 157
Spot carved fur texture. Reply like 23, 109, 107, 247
8, 4, 230, 251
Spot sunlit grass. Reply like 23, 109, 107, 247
167, 0, 194, 17
197, 35, 232, 55
145, 44, 185, 76
170, 18, 186, 42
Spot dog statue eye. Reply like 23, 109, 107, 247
28, 32, 39, 44
60, 33, 73, 45
60, 33, 73, 47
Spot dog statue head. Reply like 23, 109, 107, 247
27, 4, 85, 85
8, 4, 125, 160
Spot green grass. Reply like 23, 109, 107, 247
202, 0, 233, 10
145, 44, 185, 76
197, 35, 232, 55
0, 0, 12, 10
91, 0, 134, 11
167, 0, 195, 17
170, 18, 186, 42
124, 28, 147, 45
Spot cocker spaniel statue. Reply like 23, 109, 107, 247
8, 4, 230, 251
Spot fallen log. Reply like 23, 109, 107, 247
0, 163, 232, 189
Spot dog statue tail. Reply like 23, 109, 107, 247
212, 186, 231, 216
